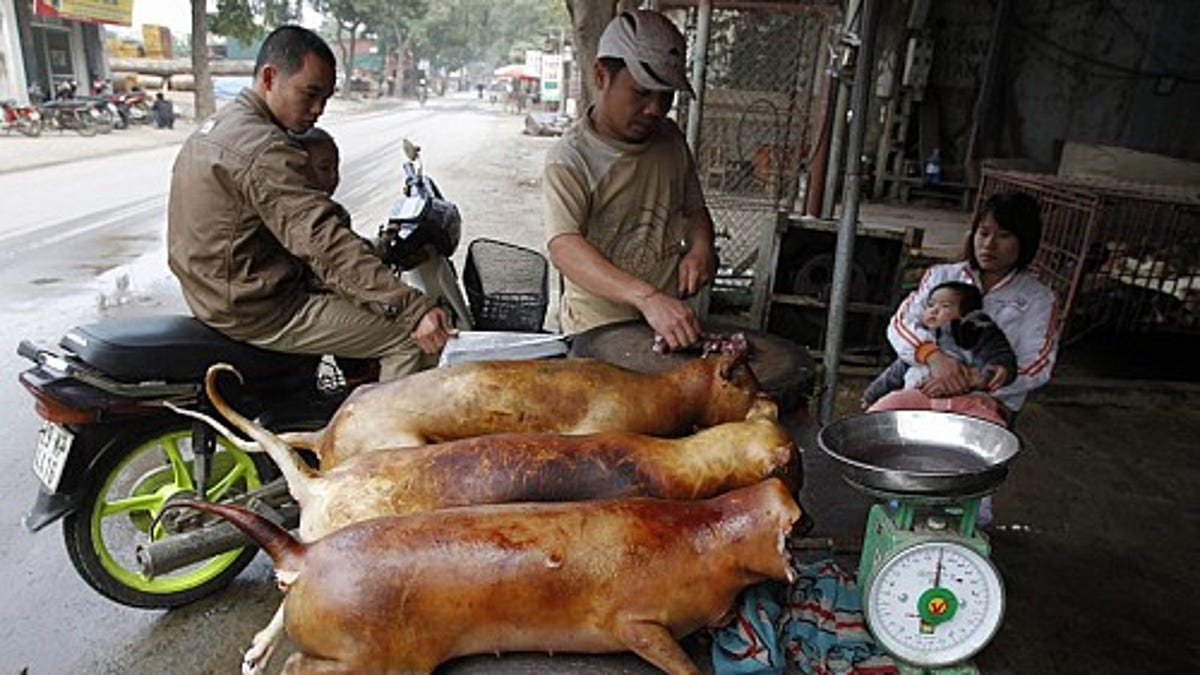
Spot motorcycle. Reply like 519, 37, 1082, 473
1, 99, 42, 137
74, 96, 120, 133
375, 138, 473, 328
18, 140, 550, 608
108, 89, 152, 128
37, 98, 102, 136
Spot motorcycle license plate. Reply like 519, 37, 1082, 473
33, 422, 74, 492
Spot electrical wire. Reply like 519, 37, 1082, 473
1103, 0, 1199, 70
1012, 18, 1200, 83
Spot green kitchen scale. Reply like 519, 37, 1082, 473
818, 411, 1021, 673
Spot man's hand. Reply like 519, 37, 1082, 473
636, 290, 701, 351
677, 243, 716, 299
919, 351, 973, 398
412, 307, 458, 354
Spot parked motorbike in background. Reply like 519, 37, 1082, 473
95, 82, 152, 129
17, 139, 550, 608
115, 89, 153, 126
37, 98, 101, 136
1, 99, 41, 136
75, 95, 119, 133
35, 78, 114, 134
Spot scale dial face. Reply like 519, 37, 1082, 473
865, 540, 1004, 667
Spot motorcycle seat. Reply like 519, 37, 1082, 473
62, 315, 316, 383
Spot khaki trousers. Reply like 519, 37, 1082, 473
246, 294, 435, 380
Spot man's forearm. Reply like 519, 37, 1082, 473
687, 207, 715, 252
548, 233, 659, 307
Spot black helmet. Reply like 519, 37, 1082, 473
375, 195, 461, 270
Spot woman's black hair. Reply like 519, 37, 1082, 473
966, 191, 1043, 271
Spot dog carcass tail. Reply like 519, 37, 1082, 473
200, 364, 319, 490
164, 498, 304, 574
277, 429, 321, 450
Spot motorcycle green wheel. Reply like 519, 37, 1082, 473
63, 424, 266, 608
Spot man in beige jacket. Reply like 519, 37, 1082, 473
168, 26, 453, 380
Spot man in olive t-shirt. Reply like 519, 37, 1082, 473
543, 9, 716, 351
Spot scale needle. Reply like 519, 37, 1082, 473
934, 547, 944, 588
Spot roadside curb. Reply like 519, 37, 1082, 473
0, 96, 412, 176
0, 127, 192, 176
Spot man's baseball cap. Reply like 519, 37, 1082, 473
597, 10, 695, 98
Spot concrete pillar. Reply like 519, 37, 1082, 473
0, 0, 30, 103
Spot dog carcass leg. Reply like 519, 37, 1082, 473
614, 619, 702, 675
281, 652, 422, 674
242, 602, 285, 675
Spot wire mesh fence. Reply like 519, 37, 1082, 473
979, 169, 1200, 342
673, 3, 840, 323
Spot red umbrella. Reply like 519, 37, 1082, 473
493, 63, 539, 81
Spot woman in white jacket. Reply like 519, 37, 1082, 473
870, 191, 1060, 426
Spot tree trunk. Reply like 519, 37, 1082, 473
397, 32, 410, 98
346, 24, 358, 99
192, 0, 215, 120
335, 23, 346, 98
564, 0, 617, 110
14, 0, 44, 99
376, 32, 390, 94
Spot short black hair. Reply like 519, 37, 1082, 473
929, 281, 983, 315
254, 25, 336, 78
598, 56, 627, 79
967, 191, 1043, 270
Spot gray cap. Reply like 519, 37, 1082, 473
597, 10, 695, 98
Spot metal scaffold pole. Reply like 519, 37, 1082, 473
819, 0, 879, 424
685, 0, 713, 156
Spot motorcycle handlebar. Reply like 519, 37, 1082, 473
17, 339, 43, 362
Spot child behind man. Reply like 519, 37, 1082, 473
862, 281, 1017, 407
295, 127, 379, 384
296, 126, 340, 195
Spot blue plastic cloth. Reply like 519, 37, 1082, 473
712, 559, 897, 675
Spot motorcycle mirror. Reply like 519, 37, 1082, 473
402, 138, 421, 162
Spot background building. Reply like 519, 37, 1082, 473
1, 0, 134, 102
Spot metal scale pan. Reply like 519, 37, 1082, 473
817, 410, 1021, 496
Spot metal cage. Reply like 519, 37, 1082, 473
672, 2, 839, 323
978, 169, 1200, 342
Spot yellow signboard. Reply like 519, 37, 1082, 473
38, 0, 135, 27
142, 24, 172, 59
